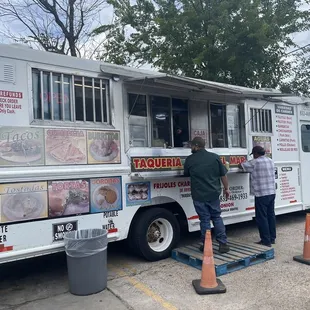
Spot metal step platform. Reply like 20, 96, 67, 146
171, 240, 274, 276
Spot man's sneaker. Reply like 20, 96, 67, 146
219, 243, 230, 254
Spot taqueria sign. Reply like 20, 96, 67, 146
131, 155, 247, 172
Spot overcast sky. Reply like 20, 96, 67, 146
0, 1, 309, 71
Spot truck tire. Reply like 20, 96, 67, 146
129, 208, 180, 261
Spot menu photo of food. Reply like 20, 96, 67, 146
45, 129, 87, 165
253, 136, 272, 158
126, 182, 151, 206
0, 182, 48, 224
87, 130, 121, 164
90, 177, 122, 213
0, 127, 44, 166
48, 180, 90, 217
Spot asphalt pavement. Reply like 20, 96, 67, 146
0, 211, 309, 310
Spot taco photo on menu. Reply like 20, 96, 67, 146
0, 138, 42, 164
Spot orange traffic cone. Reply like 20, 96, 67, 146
192, 230, 226, 295
293, 213, 310, 265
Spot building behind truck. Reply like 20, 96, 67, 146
0, 43, 309, 263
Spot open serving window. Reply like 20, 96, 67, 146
125, 75, 247, 150
123, 75, 254, 178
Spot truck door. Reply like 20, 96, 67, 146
300, 123, 310, 207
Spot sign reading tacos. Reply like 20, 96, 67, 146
0, 127, 44, 166
131, 156, 187, 172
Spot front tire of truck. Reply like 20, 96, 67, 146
129, 208, 180, 261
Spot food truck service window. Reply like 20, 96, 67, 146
32, 69, 110, 124
128, 93, 189, 148
210, 103, 242, 148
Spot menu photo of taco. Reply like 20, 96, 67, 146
48, 180, 90, 217
0, 137, 43, 165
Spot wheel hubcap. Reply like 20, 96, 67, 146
147, 218, 173, 252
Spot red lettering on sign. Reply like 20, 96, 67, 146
133, 158, 140, 169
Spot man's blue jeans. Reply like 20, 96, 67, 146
193, 199, 228, 244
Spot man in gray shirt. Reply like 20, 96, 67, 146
239, 146, 276, 247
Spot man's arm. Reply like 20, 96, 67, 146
221, 175, 229, 190
221, 175, 230, 199
239, 160, 254, 173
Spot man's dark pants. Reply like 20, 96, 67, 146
193, 199, 228, 244
255, 194, 276, 245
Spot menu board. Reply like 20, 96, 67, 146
87, 130, 121, 164
275, 105, 298, 159
0, 127, 44, 166
90, 177, 122, 213
0, 182, 48, 224
45, 129, 87, 165
126, 182, 151, 206
276, 166, 300, 204
48, 180, 90, 217
252, 136, 272, 158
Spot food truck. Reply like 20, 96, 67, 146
0, 43, 309, 263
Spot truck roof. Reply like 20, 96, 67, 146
0, 43, 307, 101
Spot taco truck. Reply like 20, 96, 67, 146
0, 43, 309, 263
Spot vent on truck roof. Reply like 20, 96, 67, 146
0, 62, 16, 84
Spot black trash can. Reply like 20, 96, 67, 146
64, 228, 108, 296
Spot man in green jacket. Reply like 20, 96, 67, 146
184, 137, 230, 253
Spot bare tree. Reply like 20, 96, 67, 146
0, 0, 108, 57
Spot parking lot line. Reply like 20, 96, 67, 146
109, 264, 178, 310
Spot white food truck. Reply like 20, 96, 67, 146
0, 43, 309, 263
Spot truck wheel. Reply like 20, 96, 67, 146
129, 208, 180, 261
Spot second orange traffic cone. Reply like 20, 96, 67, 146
293, 213, 310, 265
192, 230, 226, 295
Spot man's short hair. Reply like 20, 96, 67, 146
191, 137, 205, 148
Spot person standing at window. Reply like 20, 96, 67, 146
184, 137, 230, 253
239, 146, 276, 247
174, 126, 187, 147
